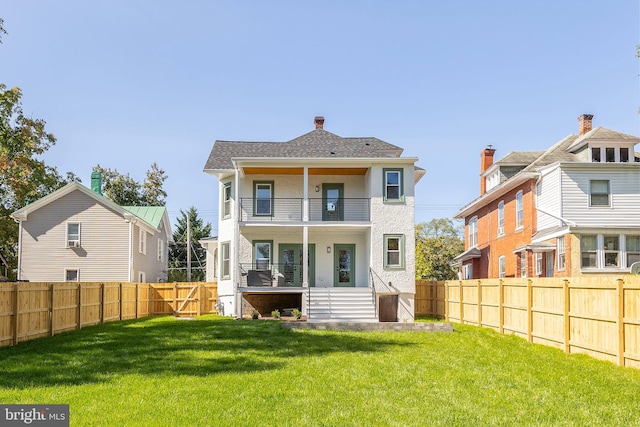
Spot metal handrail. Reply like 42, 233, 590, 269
240, 198, 371, 222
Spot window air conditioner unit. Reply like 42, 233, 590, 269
68, 240, 80, 248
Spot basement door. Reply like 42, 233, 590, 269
279, 244, 315, 287
334, 244, 355, 287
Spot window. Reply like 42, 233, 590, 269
221, 242, 230, 279
515, 191, 523, 229
590, 180, 610, 207
557, 236, 566, 271
603, 235, 620, 267
139, 229, 147, 254
520, 253, 527, 278
497, 201, 504, 236
463, 264, 472, 280
157, 239, 164, 262
384, 234, 405, 269
253, 240, 272, 270
606, 147, 615, 162
468, 217, 478, 248
498, 256, 506, 278
591, 147, 601, 162
621, 148, 629, 162
627, 236, 640, 266
67, 222, 80, 247
581, 235, 597, 268
254, 181, 273, 216
65, 269, 79, 282
383, 168, 404, 202
222, 182, 232, 219
138, 271, 146, 283
535, 253, 543, 276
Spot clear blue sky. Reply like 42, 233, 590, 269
2, 1, 638, 235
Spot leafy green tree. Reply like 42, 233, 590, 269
168, 206, 213, 282
0, 84, 75, 279
93, 162, 167, 206
415, 218, 464, 280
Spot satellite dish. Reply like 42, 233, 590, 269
630, 262, 640, 274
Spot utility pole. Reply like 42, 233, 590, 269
186, 213, 191, 282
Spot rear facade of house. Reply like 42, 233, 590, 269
453, 114, 640, 279
204, 117, 424, 321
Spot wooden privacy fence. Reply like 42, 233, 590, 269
444, 275, 640, 368
0, 282, 218, 347
415, 280, 446, 317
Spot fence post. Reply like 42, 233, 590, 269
197, 283, 202, 317
563, 279, 570, 354
174, 282, 178, 315
12, 283, 19, 345
49, 283, 55, 336
135, 283, 139, 319
119, 283, 123, 321
77, 283, 82, 329
444, 282, 449, 321
148, 285, 153, 316
100, 283, 105, 324
499, 279, 504, 334
459, 280, 464, 324
617, 278, 625, 367
527, 279, 533, 343
477, 280, 482, 327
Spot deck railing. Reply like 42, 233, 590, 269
240, 198, 370, 222
239, 263, 305, 288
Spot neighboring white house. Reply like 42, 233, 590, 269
203, 116, 424, 321
11, 173, 173, 282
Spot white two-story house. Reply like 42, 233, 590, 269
203, 117, 424, 321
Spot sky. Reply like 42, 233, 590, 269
2, 1, 639, 236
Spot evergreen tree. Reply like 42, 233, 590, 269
168, 206, 212, 282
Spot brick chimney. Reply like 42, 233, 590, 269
578, 114, 594, 136
480, 145, 496, 195
314, 116, 324, 129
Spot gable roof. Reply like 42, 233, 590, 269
11, 181, 172, 238
203, 128, 405, 171
567, 126, 640, 152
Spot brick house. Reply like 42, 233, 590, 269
452, 115, 640, 279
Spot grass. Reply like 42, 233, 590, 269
1, 315, 640, 426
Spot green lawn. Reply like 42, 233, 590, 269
1, 315, 639, 426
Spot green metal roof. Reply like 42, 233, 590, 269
122, 206, 166, 228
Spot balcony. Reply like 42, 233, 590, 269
239, 263, 305, 288
240, 198, 370, 222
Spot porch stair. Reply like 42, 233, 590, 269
307, 287, 377, 323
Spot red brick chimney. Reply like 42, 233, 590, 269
578, 114, 594, 136
480, 145, 496, 195
314, 116, 325, 129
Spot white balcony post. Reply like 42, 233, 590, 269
303, 167, 309, 287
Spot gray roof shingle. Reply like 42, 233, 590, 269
203, 129, 404, 170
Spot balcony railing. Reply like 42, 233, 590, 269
239, 263, 305, 288
240, 198, 370, 222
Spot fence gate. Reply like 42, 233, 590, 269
174, 284, 201, 317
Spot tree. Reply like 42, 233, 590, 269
0, 18, 7, 43
0, 84, 74, 279
415, 218, 465, 280
93, 162, 167, 206
168, 206, 213, 282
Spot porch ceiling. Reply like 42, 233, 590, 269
242, 167, 368, 175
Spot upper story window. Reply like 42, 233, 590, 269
221, 242, 230, 279
139, 229, 147, 255
486, 171, 500, 192
515, 191, 523, 229
222, 182, 232, 219
254, 181, 274, 216
497, 201, 504, 237
67, 222, 80, 248
157, 239, 164, 262
590, 180, 610, 207
383, 168, 404, 202
468, 217, 478, 248
590, 146, 632, 163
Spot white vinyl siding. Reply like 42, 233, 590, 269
139, 229, 147, 254
536, 168, 563, 230
560, 168, 640, 227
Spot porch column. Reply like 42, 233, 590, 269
303, 167, 309, 287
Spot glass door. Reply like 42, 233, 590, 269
322, 183, 344, 221
334, 244, 355, 287
279, 244, 315, 287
